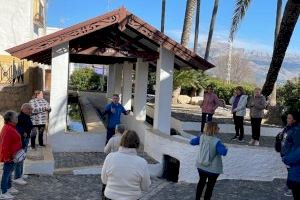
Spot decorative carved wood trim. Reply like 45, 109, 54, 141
7, 8, 125, 59
6, 7, 215, 70
126, 13, 214, 70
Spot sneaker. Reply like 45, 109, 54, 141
254, 140, 260, 146
238, 139, 244, 142
248, 139, 255, 145
8, 187, 18, 194
12, 178, 27, 185
284, 189, 293, 197
0, 193, 14, 199
231, 136, 238, 140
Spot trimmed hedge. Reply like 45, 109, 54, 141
205, 78, 255, 104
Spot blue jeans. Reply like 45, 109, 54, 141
201, 113, 213, 133
1, 162, 15, 194
15, 137, 29, 179
106, 128, 115, 144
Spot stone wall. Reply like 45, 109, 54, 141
0, 84, 31, 112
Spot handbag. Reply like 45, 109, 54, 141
13, 149, 26, 163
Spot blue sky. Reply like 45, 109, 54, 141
47, 0, 300, 54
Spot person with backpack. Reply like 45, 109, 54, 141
229, 86, 248, 142
103, 94, 130, 144
190, 122, 228, 200
280, 112, 300, 199
248, 88, 266, 146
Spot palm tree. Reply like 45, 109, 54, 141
262, 0, 300, 97
228, 0, 300, 97
173, 0, 196, 103
181, 0, 196, 47
194, 0, 201, 52
204, 0, 220, 60
161, 0, 166, 33
269, 0, 283, 106
227, 0, 251, 83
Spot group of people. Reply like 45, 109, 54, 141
197, 85, 300, 199
0, 90, 50, 199
200, 85, 266, 145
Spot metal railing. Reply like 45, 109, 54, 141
0, 60, 25, 85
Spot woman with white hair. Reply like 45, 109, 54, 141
0, 111, 22, 199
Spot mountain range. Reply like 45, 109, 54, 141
197, 42, 300, 85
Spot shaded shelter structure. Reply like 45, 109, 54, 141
6, 7, 215, 181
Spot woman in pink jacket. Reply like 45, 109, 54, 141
200, 85, 219, 133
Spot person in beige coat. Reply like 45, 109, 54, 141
104, 124, 126, 154
248, 88, 266, 146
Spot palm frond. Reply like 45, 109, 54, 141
229, 0, 251, 41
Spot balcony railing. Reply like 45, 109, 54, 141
0, 60, 25, 86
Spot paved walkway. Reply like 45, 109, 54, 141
11, 175, 292, 200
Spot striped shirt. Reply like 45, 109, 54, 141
29, 98, 50, 125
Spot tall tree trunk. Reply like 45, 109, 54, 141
181, 0, 196, 47
269, 0, 283, 106
161, 0, 166, 33
193, 0, 201, 52
204, 0, 220, 60
262, 0, 300, 97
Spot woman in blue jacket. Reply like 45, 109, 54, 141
281, 112, 300, 199
190, 122, 228, 200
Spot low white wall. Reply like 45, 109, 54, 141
144, 129, 287, 183
181, 122, 282, 137
121, 114, 152, 145
49, 131, 106, 152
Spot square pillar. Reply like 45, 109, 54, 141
49, 42, 69, 135
153, 47, 175, 134
106, 64, 116, 98
133, 59, 149, 121
122, 62, 133, 110
114, 63, 123, 96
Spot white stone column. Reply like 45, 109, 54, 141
122, 62, 133, 110
106, 64, 116, 98
114, 63, 123, 96
134, 59, 149, 121
153, 47, 175, 134
49, 42, 69, 135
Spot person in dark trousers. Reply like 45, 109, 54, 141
0, 111, 22, 199
29, 90, 50, 149
14, 103, 33, 185
190, 122, 228, 200
248, 88, 266, 146
281, 112, 300, 200
229, 86, 248, 142
103, 94, 129, 144
200, 85, 219, 133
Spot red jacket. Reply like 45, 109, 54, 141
0, 123, 22, 162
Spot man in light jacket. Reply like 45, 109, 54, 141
229, 86, 248, 142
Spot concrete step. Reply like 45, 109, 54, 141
24, 145, 55, 175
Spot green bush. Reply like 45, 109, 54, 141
277, 78, 300, 113
70, 68, 105, 91
205, 78, 255, 104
